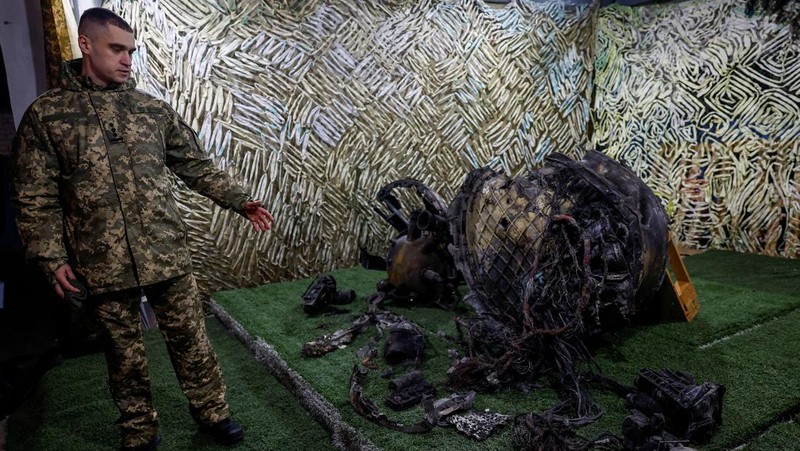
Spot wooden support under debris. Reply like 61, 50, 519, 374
655, 232, 700, 322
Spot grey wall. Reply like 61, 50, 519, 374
0, 0, 48, 127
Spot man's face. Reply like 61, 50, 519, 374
78, 24, 136, 87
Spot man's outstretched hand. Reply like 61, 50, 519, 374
244, 200, 274, 232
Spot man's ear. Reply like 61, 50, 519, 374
77, 35, 91, 55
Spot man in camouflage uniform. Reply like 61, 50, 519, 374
10, 8, 274, 450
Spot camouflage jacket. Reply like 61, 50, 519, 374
11, 59, 251, 294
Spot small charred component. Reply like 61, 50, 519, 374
385, 370, 436, 410
301, 275, 356, 315
621, 410, 667, 451
631, 368, 725, 444
362, 179, 461, 308
383, 321, 425, 366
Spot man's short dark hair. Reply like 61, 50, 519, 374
78, 7, 133, 35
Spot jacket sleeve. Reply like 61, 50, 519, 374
10, 107, 70, 277
163, 105, 251, 216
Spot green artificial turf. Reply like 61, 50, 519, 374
6, 319, 335, 451
210, 250, 800, 451
7, 250, 800, 450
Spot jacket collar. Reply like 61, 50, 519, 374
60, 58, 137, 92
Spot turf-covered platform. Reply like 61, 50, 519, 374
6, 250, 800, 450
210, 250, 800, 451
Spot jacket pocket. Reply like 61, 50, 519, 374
126, 108, 168, 167
42, 113, 90, 173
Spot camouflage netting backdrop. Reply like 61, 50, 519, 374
100, 0, 799, 293
594, 0, 799, 257
103, 0, 598, 292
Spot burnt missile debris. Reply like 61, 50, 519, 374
384, 370, 436, 410
300, 274, 355, 316
625, 368, 725, 446
360, 179, 462, 309
301, 151, 722, 446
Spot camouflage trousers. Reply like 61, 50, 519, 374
93, 273, 229, 448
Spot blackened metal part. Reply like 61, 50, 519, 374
301, 275, 356, 316
376, 179, 450, 217
370, 178, 462, 307
301, 314, 372, 357
513, 413, 571, 451
385, 234, 451, 304
302, 311, 426, 363
373, 179, 449, 234
546, 151, 669, 318
374, 193, 410, 233
511, 411, 624, 451
621, 410, 667, 451
383, 321, 426, 366
348, 364, 433, 433
385, 370, 437, 410
302, 275, 336, 315
633, 368, 725, 444
356, 337, 380, 369
359, 247, 388, 271
426, 391, 477, 426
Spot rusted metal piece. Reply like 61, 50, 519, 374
363, 179, 461, 308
